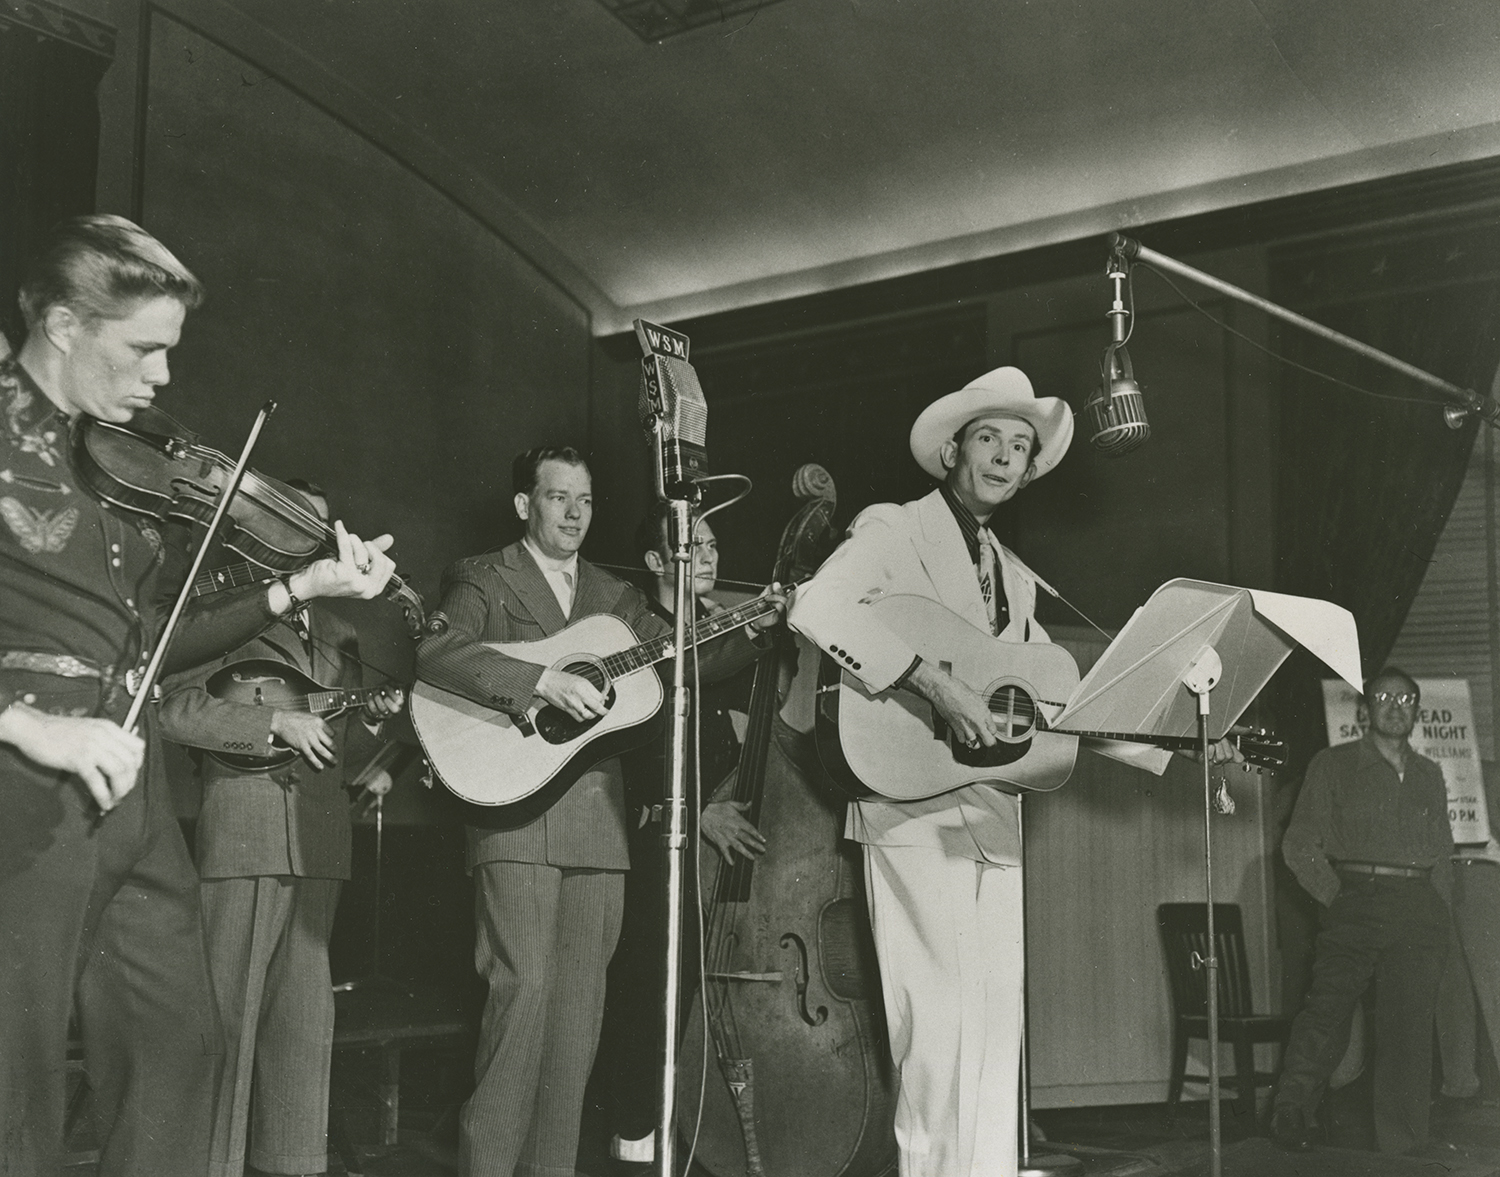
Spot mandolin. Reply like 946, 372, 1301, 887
204, 657, 391, 771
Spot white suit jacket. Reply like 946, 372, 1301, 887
790, 488, 1048, 865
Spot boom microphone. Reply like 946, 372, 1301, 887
634, 318, 708, 499
1085, 248, 1150, 456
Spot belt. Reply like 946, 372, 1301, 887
1335, 861, 1431, 879
0, 650, 154, 700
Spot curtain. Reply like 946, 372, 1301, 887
0, 22, 109, 347
1270, 220, 1500, 774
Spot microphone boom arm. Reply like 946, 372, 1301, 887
1109, 232, 1500, 429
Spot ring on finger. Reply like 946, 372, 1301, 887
355, 560, 372, 574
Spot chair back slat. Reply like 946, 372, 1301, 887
1156, 903, 1257, 1018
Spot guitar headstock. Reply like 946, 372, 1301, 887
1230, 728, 1286, 772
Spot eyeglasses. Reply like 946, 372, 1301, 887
1369, 691, 1418, 707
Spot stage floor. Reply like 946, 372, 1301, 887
61, 1073, 1500, 1175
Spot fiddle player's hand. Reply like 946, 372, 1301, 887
905, 658, 998, 748
748, 581, 790, 632
287, 521, 396, 603
0, 704, 144, 812
535, 668, 609, 723
700, 800, 767, 864
361, 685, 405, 723
271, 709, 337, 770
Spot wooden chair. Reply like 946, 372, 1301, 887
1156, 903, 1291, 1120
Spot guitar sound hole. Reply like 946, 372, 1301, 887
985, 683, 1038, 741
534, 661, 615, 745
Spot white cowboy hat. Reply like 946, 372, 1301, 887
908, 366, 1074, 480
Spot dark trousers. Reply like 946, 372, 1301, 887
0, 764, 220, 1177
1275, 874, 1449, 1154
596, 817, 701, 1145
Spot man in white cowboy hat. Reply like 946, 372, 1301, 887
789, 365, 1071, 1177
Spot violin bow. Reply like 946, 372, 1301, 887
119, 401, 277, 738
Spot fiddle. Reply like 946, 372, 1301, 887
70, 406, 440, 638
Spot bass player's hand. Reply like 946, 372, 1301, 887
905, 658, 998, 748
700, 800, 768, 864
271, 709, 336, 770
535, 668, 609, 722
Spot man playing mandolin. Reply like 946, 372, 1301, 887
0, 216, 399, 1177
158, 478, 404, 1177
416, 445, 785, 1177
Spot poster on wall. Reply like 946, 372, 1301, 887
1321, 678, 1489, 845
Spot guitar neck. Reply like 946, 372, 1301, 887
601, 594, 784, 680
1057, 727, 1283, 769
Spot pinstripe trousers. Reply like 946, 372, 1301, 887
200, 875, 342, 1177
462, 862, 625, 1177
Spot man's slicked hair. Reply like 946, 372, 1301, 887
512, 445, 590, 497
18, 215, 204, 331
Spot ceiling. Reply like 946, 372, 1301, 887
150, 0, 1500, 332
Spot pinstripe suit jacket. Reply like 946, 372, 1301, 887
416, 541, 761, 871
159, 608, 368, 880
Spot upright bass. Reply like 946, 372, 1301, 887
677, 464, 897, 1177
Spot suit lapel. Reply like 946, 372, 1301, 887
502, 543, 570, 636
912, 490, 990, 633
570, 558, 617, 625
307, 609, 342, 684
261, 618, 314, 677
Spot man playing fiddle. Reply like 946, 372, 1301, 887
416, 445, 784, 1177
0, 215, 397, 1177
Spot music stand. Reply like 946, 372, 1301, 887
1052, 579, 1361, 1177
334, 741, 419, 997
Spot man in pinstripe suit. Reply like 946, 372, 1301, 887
160, 483, 404, 1177
417, 445, 783, 1177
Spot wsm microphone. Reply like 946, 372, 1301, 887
1083, 250, 1150, 456
634, 318, 708, 499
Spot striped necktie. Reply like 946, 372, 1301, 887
978, 528, 1000, 636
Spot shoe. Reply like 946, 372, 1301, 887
1270, 1104, 1314, 1152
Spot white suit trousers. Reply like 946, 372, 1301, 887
865, 844, 1024, 1177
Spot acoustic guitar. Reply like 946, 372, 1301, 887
410, 591, 784, 812
204, 657, 390, 771
815, 595, 1286, 801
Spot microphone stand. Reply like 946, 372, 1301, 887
1108, 233, 1500, 430
654, 423, 699, 1177
333, 744, 416, 998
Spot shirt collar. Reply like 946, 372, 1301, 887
522, 535, 579, 577
2, 356, 65, 428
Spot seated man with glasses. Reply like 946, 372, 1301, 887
1271, 666, 1453, 1155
